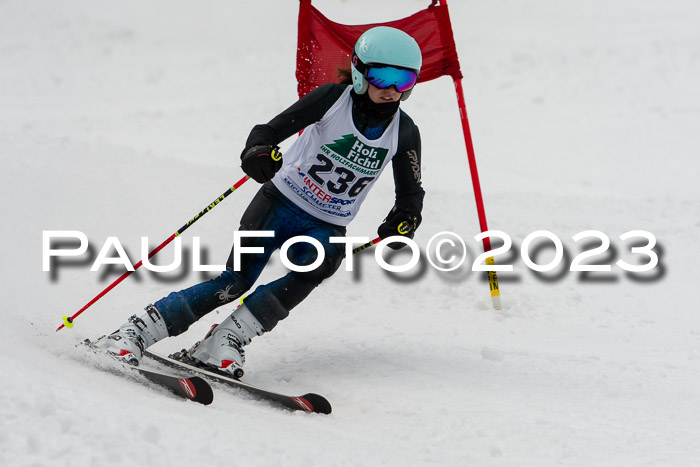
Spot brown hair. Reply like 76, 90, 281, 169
337, 67, 353, 85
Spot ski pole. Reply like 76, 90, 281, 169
352, 237, 381, 254
57, 175, 251, 332
353, 218, 420, 255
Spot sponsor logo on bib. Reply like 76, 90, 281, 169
322, 134, 389, 174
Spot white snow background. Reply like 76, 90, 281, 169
1, 0, 699, 466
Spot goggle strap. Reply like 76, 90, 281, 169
351, 50, 368, 74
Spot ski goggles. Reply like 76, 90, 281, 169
365, 65, 418, 93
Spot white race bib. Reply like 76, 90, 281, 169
272, 87, 400, 226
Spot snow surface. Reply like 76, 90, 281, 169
2, 0, 699, 466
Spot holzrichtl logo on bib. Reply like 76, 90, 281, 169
322, 134, 389, 174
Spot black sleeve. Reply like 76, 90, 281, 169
391, 111, 424, 213
244, 83, 349, 149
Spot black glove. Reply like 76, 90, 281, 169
240, 145, 283, 183
377, 204, 422, 250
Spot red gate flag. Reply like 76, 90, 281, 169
295, 0, 502, 309
296, 0, 462, 98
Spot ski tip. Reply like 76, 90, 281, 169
298, 393, 332, 415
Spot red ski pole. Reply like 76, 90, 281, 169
57, 175, 251, 331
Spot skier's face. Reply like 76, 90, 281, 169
367, 83, 402, 104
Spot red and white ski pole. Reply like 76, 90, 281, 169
57, 175, 251, 331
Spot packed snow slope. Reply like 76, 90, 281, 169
2, 0, 699, 466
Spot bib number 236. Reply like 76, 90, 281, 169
307, 154, 374, 198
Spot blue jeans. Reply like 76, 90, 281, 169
155, 183, 346, 336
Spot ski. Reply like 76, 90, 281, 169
81, 339, 214, 405
144, 350, 332, 414
129, 366, 214, 406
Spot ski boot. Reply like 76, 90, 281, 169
93, 304, 169, 365
175, 304, 264, 379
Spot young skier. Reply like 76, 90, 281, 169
95, 26, 425, 377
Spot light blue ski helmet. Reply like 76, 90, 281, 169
351, 26, 422, 101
